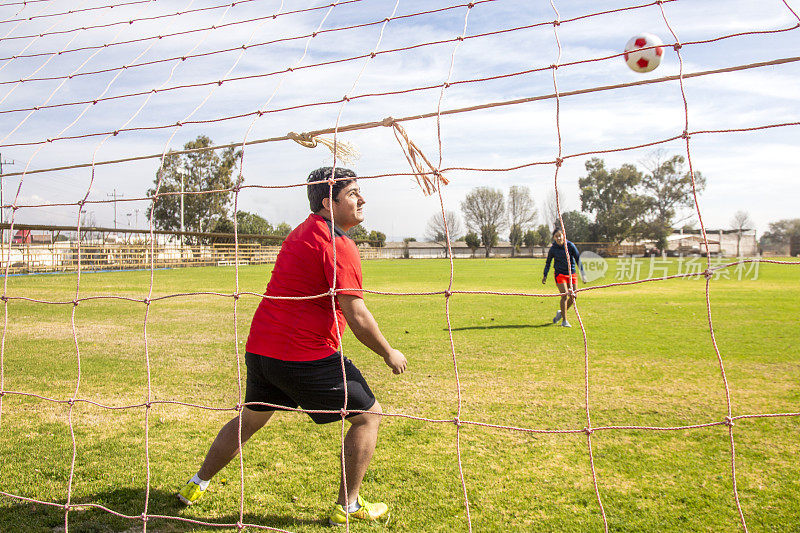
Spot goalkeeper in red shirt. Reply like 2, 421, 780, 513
178, 167, 406, 526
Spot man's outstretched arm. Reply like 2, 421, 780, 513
338, 294, 407, 374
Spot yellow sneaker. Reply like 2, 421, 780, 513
177, 480, 206, 505
328, 495, 389, 526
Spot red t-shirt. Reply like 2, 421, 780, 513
245, 213, 363, 361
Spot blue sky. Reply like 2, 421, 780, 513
1, 0, 798, 241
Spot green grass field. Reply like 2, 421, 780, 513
1, 257, 798, 532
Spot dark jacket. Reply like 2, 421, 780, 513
543, 240, 584, 277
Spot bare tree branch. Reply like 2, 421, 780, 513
425, 210, 463, 251
461, 187, 505, 257
507, 185, 537, 256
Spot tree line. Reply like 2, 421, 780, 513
150, 136, 799, 254
425, 152, 705, 257
759, 219, 800, 248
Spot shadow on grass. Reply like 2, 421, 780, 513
447, 322, 554, 331
0, 486, 324, 532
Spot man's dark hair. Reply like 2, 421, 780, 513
307, 167, 357, 213
552, 227, 563, 236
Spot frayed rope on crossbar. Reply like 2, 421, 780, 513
287, 131, 361, 165
385, 117, 449, 196
287, 120, 448, 196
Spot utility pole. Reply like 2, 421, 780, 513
107, 189, 124, 229
0, 154, 15, 244
180, 171, 185, 242
179, 167, 186, 253
80, 209, 87, 241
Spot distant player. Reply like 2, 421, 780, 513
178, 167, 407, 526
542, 228, 586, 328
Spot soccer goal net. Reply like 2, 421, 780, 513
1, 0, 798, 531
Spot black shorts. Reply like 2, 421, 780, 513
244, 351, 376, 424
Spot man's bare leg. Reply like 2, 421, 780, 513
197, 407, 273, 481
336, 401, 383, 506
557, 282, 569, 320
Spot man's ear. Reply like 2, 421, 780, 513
321, 196, 331, 211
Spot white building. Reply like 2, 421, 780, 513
667, 229, 758, 257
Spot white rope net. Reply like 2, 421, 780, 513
1, 1, 799, 531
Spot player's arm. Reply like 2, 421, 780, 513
542, 248, 553, 283
571, 242, 587, 282
338, 294, 407, 374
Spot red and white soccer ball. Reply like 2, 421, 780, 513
624, 33, 664, 73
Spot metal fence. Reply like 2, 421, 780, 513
0, 240, 401, 274
1, 241, 281, 274
6, 223, 730, 275
0, 219, 397, 274
0, 241, 656, 275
